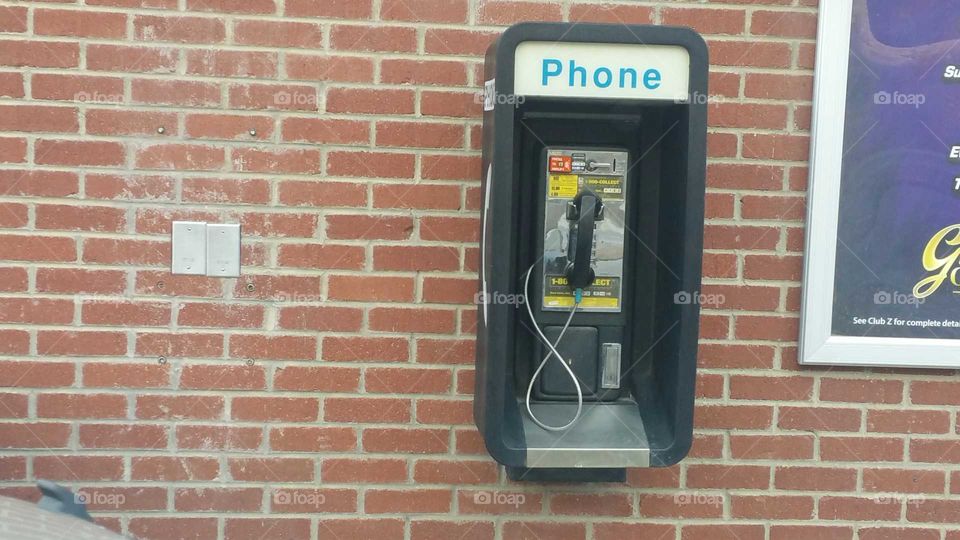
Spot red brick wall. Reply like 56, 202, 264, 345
3, 1, 957, 539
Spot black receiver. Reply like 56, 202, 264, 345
564, 189, 603, 290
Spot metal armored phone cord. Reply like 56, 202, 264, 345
523, 263, 583, 431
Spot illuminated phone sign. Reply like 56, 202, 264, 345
514, 41, 690, 101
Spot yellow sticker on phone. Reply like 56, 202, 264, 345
548, 174, 578, 198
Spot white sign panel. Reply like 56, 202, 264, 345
514, 41, 690, 101
801, 0, 960, 368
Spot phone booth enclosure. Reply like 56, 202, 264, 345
475, 23, 708, 481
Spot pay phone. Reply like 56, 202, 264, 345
528, 148, 629, 417
475, 23, 708, 482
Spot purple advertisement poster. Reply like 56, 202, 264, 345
831, 0, 960, 339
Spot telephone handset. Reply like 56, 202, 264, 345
565, 188, 603, 290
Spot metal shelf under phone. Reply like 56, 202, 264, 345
520, 401, 650, 468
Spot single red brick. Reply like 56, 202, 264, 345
820, 437, 904, 462
32, 74, 124, 103
133, 14, 226, 44
187, 0, 275, 14
323, 458, 408, 483
277, 306, 363, 332
415, 398, 472, 425
233, 147, 320, 174
730, 435, 814, 460
323, 336, 409, 363
233, 397, 319, 422
129, 518, 217, 540
174, 488, 262, 512
381, 0, 467, 23
274, 366, 361, 392
270, 426, 357, 452
35, 8, 127, 38
0, 330, 28, 355
639, 493, 723, 519
176, 426, 262, 451
373, 246, 459, 272
82, 363, 170, 389
37, 393, 128, 419
79, 424, 167, 449
365, 489, 452, 514
380, 59, 468, 86
131, 457, 219, 481
0, 423, 70, 448
136, 395, 224, 420
412, 459, 497, 485
325, 397, 411, 423
362, 428, 449, 454
279, 181, 367, 208
0, 72, 23, 97
366, 367, 452, 394
180, 364, 265, 390
863, 468, 945, 494
177, 303, 264, 329
415, 338, 474, 364
330, 24, 416, 52
0, 40, 79, 68
424, 29, 497, 55
327, 275, 414, 303
369, 307, 457, 334
85, 174, 174, 201
229, 334, 316, 361
286, 0, 371, 18
227, 458, 314, 482
477, 1, 563, 24
420, 155, 481, 180
775, 466, 858, 492
34, 455, 124, 481
373, 184, 460, 210
185, 49, 277, 78
285, 53, 373, 82
234, 20, 323, 47
281, 117, 368, 144
183, 114, 272, 142
82, 300, 170, 327
38, 330, 126, 356
327, 150, 415, 178
134, 271, 222, 298
224, 519, 311, 540
132, 79, 221, 107
87, 44, 178, 73
228, 82, 318, 111
732, 495, 813, 520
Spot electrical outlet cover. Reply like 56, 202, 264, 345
206, 223, 241, 277
171, 221, 207, 275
